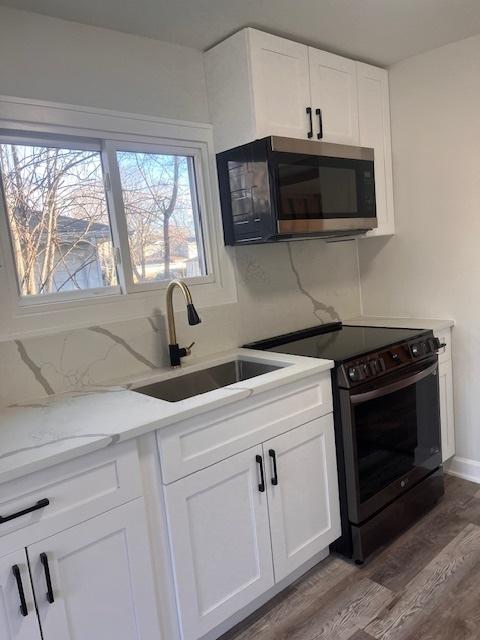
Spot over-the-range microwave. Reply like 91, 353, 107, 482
216, 136, 377, 245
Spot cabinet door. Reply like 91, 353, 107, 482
265, 416, 341, 582
357, 62, 395, 236
164, 445, 274, 640
439, 360, 455, 461
28, 499, 161, 640
0, 549, 42, 640
249, 29, 312, 140
308, 48, 359, 144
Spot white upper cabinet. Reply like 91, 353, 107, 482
308, 49, 359, 144
357, 62, 395, 236
205, 27, 396, 237
205, 29, 312, 152
249, 30, 312, 141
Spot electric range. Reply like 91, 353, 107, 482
245, 322, 445, 563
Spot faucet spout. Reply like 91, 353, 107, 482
166, 279, 201, 367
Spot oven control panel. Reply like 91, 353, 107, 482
339, 334, 443, 388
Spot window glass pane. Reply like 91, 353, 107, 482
116, 151, 206, 283
0, 142, 117, 296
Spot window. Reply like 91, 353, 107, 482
0, 97, 236, 338
0, 140, 117, 297
116, 150, 206, 283
0, 135, 209, 303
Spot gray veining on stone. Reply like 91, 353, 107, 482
88, 325, 158, 369
237, 254, 271, 285
147, 316, 161, 333
14, 339, 55, 396
286, 244, 341, 323
7, 402, 48, 409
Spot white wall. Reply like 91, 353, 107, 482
0, 7, 362, 406
0, 6, 209, 122
358, 33, 480, 464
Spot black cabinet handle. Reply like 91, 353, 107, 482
306, 107, 313, 138
256, 455, 265, 493
12, 565, 28, 617
268, 449, 279, 485
40, 553, 54, 604
0, 498, 49, 525
316, 108, 323, 139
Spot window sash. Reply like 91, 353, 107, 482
0, 133, 215, 305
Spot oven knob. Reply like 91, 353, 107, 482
411, 344, 419, 357
391, 351, 400, 363
348, 366, 362, 382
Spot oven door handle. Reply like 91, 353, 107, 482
350, 361, 438, 405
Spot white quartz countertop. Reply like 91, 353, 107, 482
0, 348, 333, 484
345, 316, 454, 332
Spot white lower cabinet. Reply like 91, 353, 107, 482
0, 549, 42, 640
439, 359, 455, 462
265, 416, 341, 582
164, 415, 340, 640
164, 445, 274, 640
0, 499, 161, 640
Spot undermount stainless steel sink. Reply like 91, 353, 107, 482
133, 359, 282, 402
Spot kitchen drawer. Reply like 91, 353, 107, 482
157, 372, 332, 484
434, 327, 452, 364
0, 440, 142, 544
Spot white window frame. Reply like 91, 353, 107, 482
0, 95, 237, 340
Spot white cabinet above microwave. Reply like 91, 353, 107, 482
204, 28, 395, 237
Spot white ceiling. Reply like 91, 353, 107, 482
3, 0, 480, 66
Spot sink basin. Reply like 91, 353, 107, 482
133, 359, 282, 402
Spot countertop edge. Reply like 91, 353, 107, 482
345, 316, 455, 332
0, 349, 334, 485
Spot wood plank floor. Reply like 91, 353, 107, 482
221, 476, 480, 640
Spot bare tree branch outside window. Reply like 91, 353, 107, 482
0, 141, 207, 300
116, 151, 206, 283
0, 143, 117, 296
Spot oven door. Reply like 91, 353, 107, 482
269, 143, 376, 235
339, 357, 442, 524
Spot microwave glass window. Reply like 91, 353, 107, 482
277, 163, 359, 219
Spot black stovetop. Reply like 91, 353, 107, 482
245, 322, 427, 363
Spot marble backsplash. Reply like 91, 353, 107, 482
0, 239, 361, 407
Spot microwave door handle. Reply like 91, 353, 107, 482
350, 361, 438, 405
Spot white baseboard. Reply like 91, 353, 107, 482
445, 456, 480, 484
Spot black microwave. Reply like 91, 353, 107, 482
216, 136, 377, 245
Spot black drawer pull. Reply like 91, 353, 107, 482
316, 108, 323, 139
40, 553, 55, 604
306, 107, 313, 138
0, 498, 49, 525
256, 455, 265, 493
12, 565, 28, 617
269, 449, 279, 485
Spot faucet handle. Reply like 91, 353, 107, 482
185, 341, 196, 356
